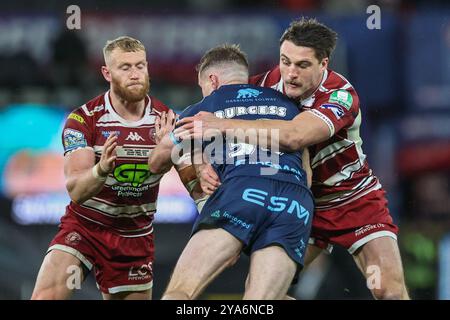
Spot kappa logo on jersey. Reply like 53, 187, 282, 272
126, 131, 145, 141
63, 128, 87, 153
329, 90, 353, 110
236, 88, 262, 99
321, 104, 345, 119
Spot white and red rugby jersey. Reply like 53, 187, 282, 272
250, 66, 382, 210
62, 91, 169, 236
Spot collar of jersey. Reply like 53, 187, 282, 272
211, 83, 250, 95
104, 91, 152, 127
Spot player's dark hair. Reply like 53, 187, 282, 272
196, 44, 249, 75
280, 17, 338, 61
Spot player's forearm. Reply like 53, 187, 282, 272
220, 119, 306, 152
176, 165, 204, 201
66, 165, 107, 204
148, 135, 174, 174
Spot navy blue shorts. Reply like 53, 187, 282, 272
192, 176, 314, 267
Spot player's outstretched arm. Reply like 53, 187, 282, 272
175, 111, 330, 152
148, 110, 177, 174
148, 134, 176, 174
65, 133, 118, 204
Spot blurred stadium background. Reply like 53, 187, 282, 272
0, 0, 449, 300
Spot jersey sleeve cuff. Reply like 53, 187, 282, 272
64, 146, 94, 156
307, 109, 335, 137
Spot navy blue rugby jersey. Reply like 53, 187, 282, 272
179, 84, 307, 187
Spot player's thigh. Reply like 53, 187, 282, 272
304, 244, 323, 268
32, 249, 85, 300
164, 228, 242, 298
102, 289, 152, 300
244, 245, 297, 300
353, 236, 405, 282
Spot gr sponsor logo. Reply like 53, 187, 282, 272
113, 163, 150, 187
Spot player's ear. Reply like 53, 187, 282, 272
209, 74, 219, 90
321, 57, 329, 70
101, 66, 112, 83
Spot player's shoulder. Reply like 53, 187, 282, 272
316, 69, 359, 109
249, 65, 282, 88
323, 69, 356, 91
65, 92, 107, 127
150, 95, 171, 115
258, 84, 285, 97
179, 98, 206, 119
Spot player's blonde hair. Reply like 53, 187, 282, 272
103, 36, 146, 63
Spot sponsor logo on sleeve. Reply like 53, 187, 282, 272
63, 128, 87, 153
68, 113, 85, 124
329, 90, 353, 110
320, 103, 345, 119
65, 231, 82, 246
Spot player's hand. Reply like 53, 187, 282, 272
174, 111, 223, 141
195, 163, 221, 195
155, 110, 176, 144
98, 133, 118, 176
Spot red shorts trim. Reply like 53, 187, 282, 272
309, 189, 399, 254
48, 213, 154, 294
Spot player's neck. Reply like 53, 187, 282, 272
221, 78, 248, 87
109, 91, 146, 121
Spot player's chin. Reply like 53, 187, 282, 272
126, 93, 146, 102
285, 87, 303, 100
125, 88, 147, 102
